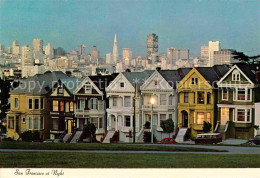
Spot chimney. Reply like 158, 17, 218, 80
156, 67, 161, 71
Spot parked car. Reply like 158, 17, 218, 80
247, 135, 260, 145
195, 133, 222, 144
157, 138, 176, 144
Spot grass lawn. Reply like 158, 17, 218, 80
0, 152, 259, 168
0, 141, 225, 152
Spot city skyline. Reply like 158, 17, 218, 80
0, 0, 259, 57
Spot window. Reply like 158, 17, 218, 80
222, 89, 228, 100
191, 78, 198, 85
14, 98, 18, 108
57, 86, 63, 94
8, 116, 14, 129
197, 112, 205, 124
207, 92, 211, 104
247, 109, 251, 122
91, 118, 98, 128
234, 88, 252, 101
160, 114, 166, 125
232, 69, 240, 81
34, 117, 39, 130
53, 100, 58, 111
197, 92, 205, 104
40, 117, 44, 129
70, 101, 74, 111
169, 95, 173, 105
247, 89, 251, 101
154, 81, 159, 86
206, 113, 211, 123
29, 117, 32, 130
184, 92, 189, 103
113, 97, 117, 107
84, 82, 92, 93
99, 118, 103, 128
65, 102, 69, 112
237, 89, 246, 100
34, 99, 39, 109
80, 100, 85, 109
160, 94, 167, 105
28, 99, 33, 109
120, 82, 124, 87
124, 96, 131, 107
98, 100, 104, 110
91, 99, 97, 109
125, 116, 131, 127
22, 117, 26, 123
237, 109, 245, 121
60, 101, 64, 112
40, 98, 44, 109
168, 114, 172, 120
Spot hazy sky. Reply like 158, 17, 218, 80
0, 0, 259, 57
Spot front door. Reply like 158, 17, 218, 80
182, 111, 188, 127
220, 107, 229, 125
68, 120, 72, 134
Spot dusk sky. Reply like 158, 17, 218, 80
0, 0, 259, 56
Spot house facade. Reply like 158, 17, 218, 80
104, 71, 153, 143
6, 71, 68, 140
217, 64, 260, 139
177, 66, 229, 139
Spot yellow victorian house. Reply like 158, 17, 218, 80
177, 65, 229, 140
6, 71, 68, 140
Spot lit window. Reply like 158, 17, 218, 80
197, 112, 205, 124
70, 101, 74, 111
222, 89, 228, 100
206, 113, 211, 123
65, 102, 69, 112
53, 100, 58, 111
60, 101, 64, 112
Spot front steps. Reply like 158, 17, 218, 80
175, 128, 188, 143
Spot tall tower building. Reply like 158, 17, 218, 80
167, 47, 189, 65
112, 34, 118, 64
21, 45, 34, 66
147, 33, 158, 57
200, 46, 209, 66
12, 40, 20, 55
122, 48, 132, 66
91, 46, 99, 62
33, 39, 43, 53
208, 41, 220, 67
106, 53, 112, 64
0, 44, 5, 54
78, 44, 86, 56
44, 43, 54, 59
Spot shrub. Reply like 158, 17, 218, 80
83, 122, 96, 142
161, 119, 174, 137
20, 131, 41, 142
203, 121, 212, 133
143, 131, 157, 143
144, 121, 151, 129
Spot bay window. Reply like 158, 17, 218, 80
197, 112, 205, 124
113, 97, 117, 107
236, 109, 251, 122
34, 117, 39, 130
53, 101, 58, 111
91, 99, 97, 109
60, 101, 64, 112
29, 117, 33, 130
234, 88, 251, 101
70, 101, 74, 111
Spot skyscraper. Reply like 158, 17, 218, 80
12, 40, 20, 55
213, 49, 235, 65
78, 44, 86, 56
200, 46, 209, 66
33, 39, 43, 53
0, 44, 5, 54
122, 48, 132, 66
44, 43, 54, 59
147, 33, 158, 57
91, 46, 99, 62
112, 34, 118, 64
21, 45, 34, 66
167, 47, 189, 65
106, 53, 112, 64
208, 41, 220, 67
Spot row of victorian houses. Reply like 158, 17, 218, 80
6, 63, 260, 143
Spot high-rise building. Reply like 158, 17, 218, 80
113, 34, 118, 64
0, 44, 4, 54
78, 44, 86, 56
122, 48, 132, 66
7, 47, 12, 54
213, 49, 235, 65
208, 41, 220, 66
106, 53, 113, 64
21, 45, 34, 66
167, 47, 189, 65
147, 33, 158, 57
33, 39, 43, 53
44, 43, 54, 59
91, 46, 99, 62
12, 40, 20, 55
200, 46, 209, 66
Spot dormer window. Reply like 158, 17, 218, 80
191, 78, 198, 85
84, 82, 92, 93
232, 69, 240, 81
120, 82, 124, 88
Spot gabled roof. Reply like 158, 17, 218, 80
122, 70, 154, 90
60, 78, 84, 94
158, 70, 181, 89
89, 73, 119, 92
10, 71, 69, 95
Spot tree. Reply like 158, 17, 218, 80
161, 119, 175, 137
144, 121, 151, 129
143, 131, 157, 143
83, 122, 96, 142
0, 78, 11, 122
203, 121, 212, 133
231, 50, 260, 64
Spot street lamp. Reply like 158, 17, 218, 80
150, 97, 155, 143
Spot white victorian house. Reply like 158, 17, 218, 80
104, 71, 153, 143
140, 70, 184, 141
